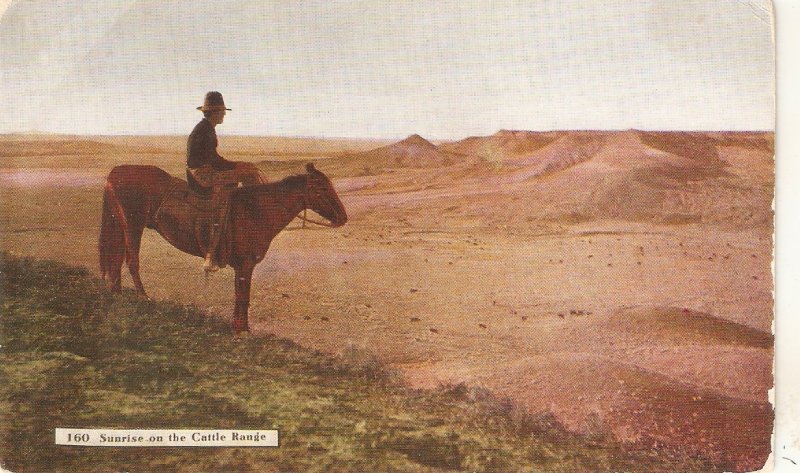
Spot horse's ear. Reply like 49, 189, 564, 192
306, 163, 317, 173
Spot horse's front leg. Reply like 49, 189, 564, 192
232, 261, 256, 334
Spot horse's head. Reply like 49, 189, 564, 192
305, 163, 348, 227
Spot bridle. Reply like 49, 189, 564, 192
294, 173, 337, 228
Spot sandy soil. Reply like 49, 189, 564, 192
0, 130, 774, 471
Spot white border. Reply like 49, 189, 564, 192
773, 0, 800, 472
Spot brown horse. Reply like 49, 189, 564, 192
98, 163, 347, 333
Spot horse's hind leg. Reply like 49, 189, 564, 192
107, 256, 124, 293
124, 219, 148, 297
100, 183, 126, 293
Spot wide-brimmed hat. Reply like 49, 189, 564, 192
196, 91, 231, 111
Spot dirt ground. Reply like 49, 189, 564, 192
0, 130, 774, 470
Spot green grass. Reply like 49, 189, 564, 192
0, 253, 718, 472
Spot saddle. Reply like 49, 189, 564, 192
153, 177, 233, 266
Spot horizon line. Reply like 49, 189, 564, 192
0, 127, 775, 142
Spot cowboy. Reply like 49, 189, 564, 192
187, 91, 263, 273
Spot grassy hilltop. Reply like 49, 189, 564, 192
0, 253, 717, 472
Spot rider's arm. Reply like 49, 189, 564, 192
209, 150, 237, 171
187, 121, 236, 171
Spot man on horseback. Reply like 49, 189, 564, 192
187, 91, 264, 273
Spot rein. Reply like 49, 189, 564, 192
295, 209, 335, 228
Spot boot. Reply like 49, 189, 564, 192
203, 257, 220, 274
203, 246, 221, 274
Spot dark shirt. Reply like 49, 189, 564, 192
186, 118, 236, 194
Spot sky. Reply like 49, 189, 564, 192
1, 0, 774, 138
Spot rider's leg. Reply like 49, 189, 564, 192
204, 186, 232, 273
189, 164, 264, 272
201, 165, 263, 188
234, 162, 266, 185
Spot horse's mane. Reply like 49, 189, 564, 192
233, 173, 307, 199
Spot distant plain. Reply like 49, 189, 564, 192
0, 129, 774, 471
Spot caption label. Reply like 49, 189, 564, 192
55, 428, 278, 447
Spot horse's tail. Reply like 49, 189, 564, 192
98, 179, 126, 282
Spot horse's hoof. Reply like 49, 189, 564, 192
203, 258, 221, 274
232, 323, 251, 336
